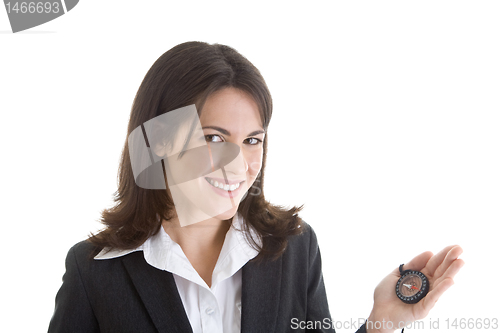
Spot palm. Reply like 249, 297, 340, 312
369, 245, 464, 331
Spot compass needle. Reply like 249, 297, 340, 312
396, 264, 429, 304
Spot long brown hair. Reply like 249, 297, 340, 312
88, 41, 304, 261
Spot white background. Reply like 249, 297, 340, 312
1, 1, 499, 332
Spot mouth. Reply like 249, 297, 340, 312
204, 177, 245, 192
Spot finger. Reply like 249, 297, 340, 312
432, 246, 464, 279
398, 251, 433, 273
423, 245, 458, 277
420, 277, 455, 315
432, 258, 465, 288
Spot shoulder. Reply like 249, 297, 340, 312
60, 239, 151, 297
64, 240, 103, 267
61, 240, 102, 278
280, 220, 321, 265
286, 220, 318, 250
63, 240, 139, 278
261, 221, 326, 295
70, 239, 102, 257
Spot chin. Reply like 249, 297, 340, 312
213, 206, 239, 221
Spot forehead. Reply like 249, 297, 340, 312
199, 88, 263, 129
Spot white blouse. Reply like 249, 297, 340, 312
94, 212, 260, 333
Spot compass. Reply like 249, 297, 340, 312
395, 264, 429, 304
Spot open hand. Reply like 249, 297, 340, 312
366, 245, 464, 332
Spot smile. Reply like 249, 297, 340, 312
205, 177, 243, 191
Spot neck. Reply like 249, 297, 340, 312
161, 215, 232, 288
161, 215, 232, 253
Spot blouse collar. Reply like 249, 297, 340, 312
94, 212, 261, 290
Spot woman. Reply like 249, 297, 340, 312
48, 41, 464, 333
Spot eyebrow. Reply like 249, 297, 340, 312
202, 126, 265, 137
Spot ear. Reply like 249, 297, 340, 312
151, 140, 171, 159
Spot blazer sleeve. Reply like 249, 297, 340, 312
306, 225, 367, 333
48, 243, 100, 333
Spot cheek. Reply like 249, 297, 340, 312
164, 160, 183, 185
246, 149, 263, 179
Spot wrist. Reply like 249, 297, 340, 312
365, 310, 396, 333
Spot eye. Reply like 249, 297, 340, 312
245, 137, 262, 145
205, 134, 224, 143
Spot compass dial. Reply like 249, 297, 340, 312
395, 270, 429, 304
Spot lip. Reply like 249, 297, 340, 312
204, 177, 245, 199
205, 176, 245, 185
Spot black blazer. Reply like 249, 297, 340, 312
48, 222, 368, 333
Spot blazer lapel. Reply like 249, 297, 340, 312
240, 256, 282, 333
122, 252, 193, 333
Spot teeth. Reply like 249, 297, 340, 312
206, 178, 241, 191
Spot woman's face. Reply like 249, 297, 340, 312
165, 87, 265, 225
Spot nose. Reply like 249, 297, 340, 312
222, 144, 248, 176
